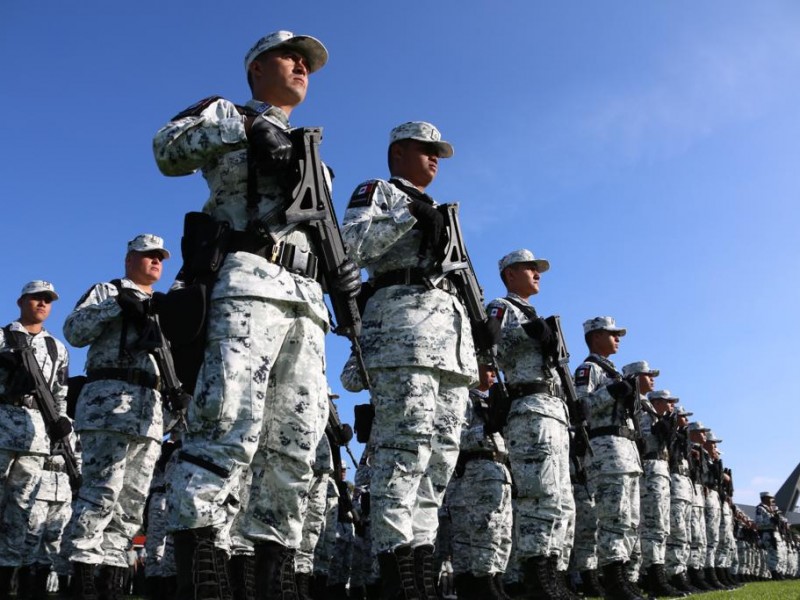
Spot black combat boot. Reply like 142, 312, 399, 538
253, 541, 298, 600
473, 575, 503, 600
547, 557, 579, 600
412, 545, 437, 600
327, 583, 348, 599
522, 556, 560, 600
365, 582, 381, 599
703, 566, 725, 590
173, 526, 233, 600
95, 565, 125, 600
491, 574, 512, 600
377, 546, 419, 600
58, 574, 71, 599
601, 561, 643, 600
16, 565, 33, 600
310, 573, 327, 599
580, 568, 606, 597
229, 554, 256, 600
31, 564, 52, 600
668, 571, 698, 594
0, 566, 12, 600
686, 567, 711, 591
453, 573, 473, 600
71, 563, 98, 600
349, 584, 367, 600
294, 572, 312, 600
645, 564, 684, 597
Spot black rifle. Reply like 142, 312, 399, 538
16, 347, 82, 490
629, 375, 645, 455
327, 396, 357, 467
326, 403, 361, 528
137, 312, 193, 417
284, 127, 371, 392
436, 203, 509, 427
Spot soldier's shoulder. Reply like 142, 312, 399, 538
486, 297, 511, 321
170, 95, 227, 121
347, 179, 391, 209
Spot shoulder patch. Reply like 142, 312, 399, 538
171, 95, 224, 121
574, 366, 591, 387
487, 304, 505, 321
348, 181, 379, 209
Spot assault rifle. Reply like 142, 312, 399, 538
15, 347, 81, 490
326, 399, 361, 528
284, 128, 371, 392
628, 375, 645, 455
436, 203, 509, 428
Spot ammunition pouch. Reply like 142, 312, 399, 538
485, 384, 511, 434
353, 403, 375, 443
160, 284, 208, 346
180, 212, 231, 280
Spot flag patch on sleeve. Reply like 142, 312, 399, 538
348, 181, 378, 208
574, 366, 590, 387
488, 305, 505, 321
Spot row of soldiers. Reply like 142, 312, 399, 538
1, 26, 798, 600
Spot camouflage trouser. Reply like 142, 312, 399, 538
145, 490, 171, 578
688, 486, 706, 569
63, 430, 159, 567
228, 467, 255, 556
505, 399, 571, 560
368, 367, 468, 553
350, 522, 376, 586
168, 297, 326, 549
0, 451, 45, 567
571, 480, 598, 570
328, 521, 355, 586
503, 502, 522, 585
762, 532, 781, 572
313, 480, 339, 575
704, 490, 720, 567
715, 501, 734, 567
296, 471, 329, 574
626, 535, 641, 581
23, 493, 72, 571
448, 460, 512, 576
559, 486, 576, 572
665, 498, 691, 576
591, 472, 640, 567
640, 466, 670, 568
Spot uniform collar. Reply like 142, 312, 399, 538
246, 100, 290, 127
7, 320, 46, 337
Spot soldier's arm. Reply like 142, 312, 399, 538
153, 97, 248, 177
575, 363, 617, 420
63, 283, 122, 348
341, 180, 418, 266
50, 338, 70, 417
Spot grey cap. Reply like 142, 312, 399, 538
706, 429, 723, 443
127, 234, 170, 259
674, 404, 693, 417
688, 421, 710, 432
583, 316, 627, 336
19, 280, 58, 301
761, 491, 773, 498
621, 361, 659, 377
244, 30, 328, 74
389, 122, 454, 158
649, 390, 678, 402
498, 249, 550, 274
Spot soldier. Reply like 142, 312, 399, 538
342, 121, 479, 600
61, 234, 171, 599
575, 316, 643, 600
685, 421, 714, 591
153, 30, 360, 599
713, 448, 738, 588
447, 365, 512, 599
485, 250, 573, 600
0, 281, 70, 598
755, 491, 783, 580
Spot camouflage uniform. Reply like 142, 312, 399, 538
349, 442, 377, 589
341, 175, 475, 553
688, 478, 707, 570
755, 496, 782, 574
313, 477, 340, 576
154, 95, 330, 548
665, 420, 693, 577
575, 351, 642, 567
296, 433, 333, 575
447, 388, 512, 576
486, 293, 571, 562
62, 277, 163, 568
703, 468, 721, 569
637, 396, 671, 569
0, 319, 69, 568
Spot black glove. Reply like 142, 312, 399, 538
116, 288, 147, 322
338, 423, 354, 445
248, 117, 294, 174
48, 416, 73, 440
522, 317, 556, 351
651, 418, 671, 440
607, 379, 634, 402
149, 292, 167, 315
332, 259, 362, 298
473, 318, 502, 352
409, 199, 444, 246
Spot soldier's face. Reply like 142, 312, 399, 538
592, 331, 620, 356
18, 293, 52, 325
652, 399, 670, 415
253, 49, 309, 109
638, 373, 655, 394
505, 263, 541, 298
390, 140, 439, 189
125, 251, 164, 286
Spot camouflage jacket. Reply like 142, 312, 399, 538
342, 177, 476, 379
461, 388, 507, 455
639, 401, 670, 477
153, 97, 328, 326
0, 321, 69, 454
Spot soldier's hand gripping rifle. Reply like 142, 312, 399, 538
436, 203, 509, 430
283, 127, 371, 391
15, 347, 81, 490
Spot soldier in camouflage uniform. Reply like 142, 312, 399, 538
0, 281, 70, 598
575, 317, 644, 600
61, 235, 170, 599
342, 121, 478, 600
154, 31, 361, 600
755, 491, 783, 579
685, 421, 714, 591
485, 250, 573, 600
447, 366, 512, 600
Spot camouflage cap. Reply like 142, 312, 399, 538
244, 30, 328, 74
674, 404, 693, 417
498, 249, 550, 274
760, 491, 773, 498
688, 421, 710, 432
621, 360, 659, 377
127, 234, 170, 259
19, 280, 58, 301
706, 429, 723, 443
389, 122, 454, 158
583, 316, 626, 336
649, 390, 678, 402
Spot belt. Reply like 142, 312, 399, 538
507, 380, 563, 400
459, 450, 507, 464
643, 451, 669, 461
671, 464, 690, 477
588, 426, 637, 441
0, 395, 35, 409
44, 462, 65, 473
86, 368, 160, 390
228, 231, 319, 281
372, 269, 457, 295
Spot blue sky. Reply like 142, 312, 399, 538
3, 1, 799, 506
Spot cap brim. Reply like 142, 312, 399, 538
433, 141, 454, 158
21, 290, 59, 301
277, 36, 328, 73
516, 259, 550, 273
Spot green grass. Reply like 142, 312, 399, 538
580, 580, 800, 599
